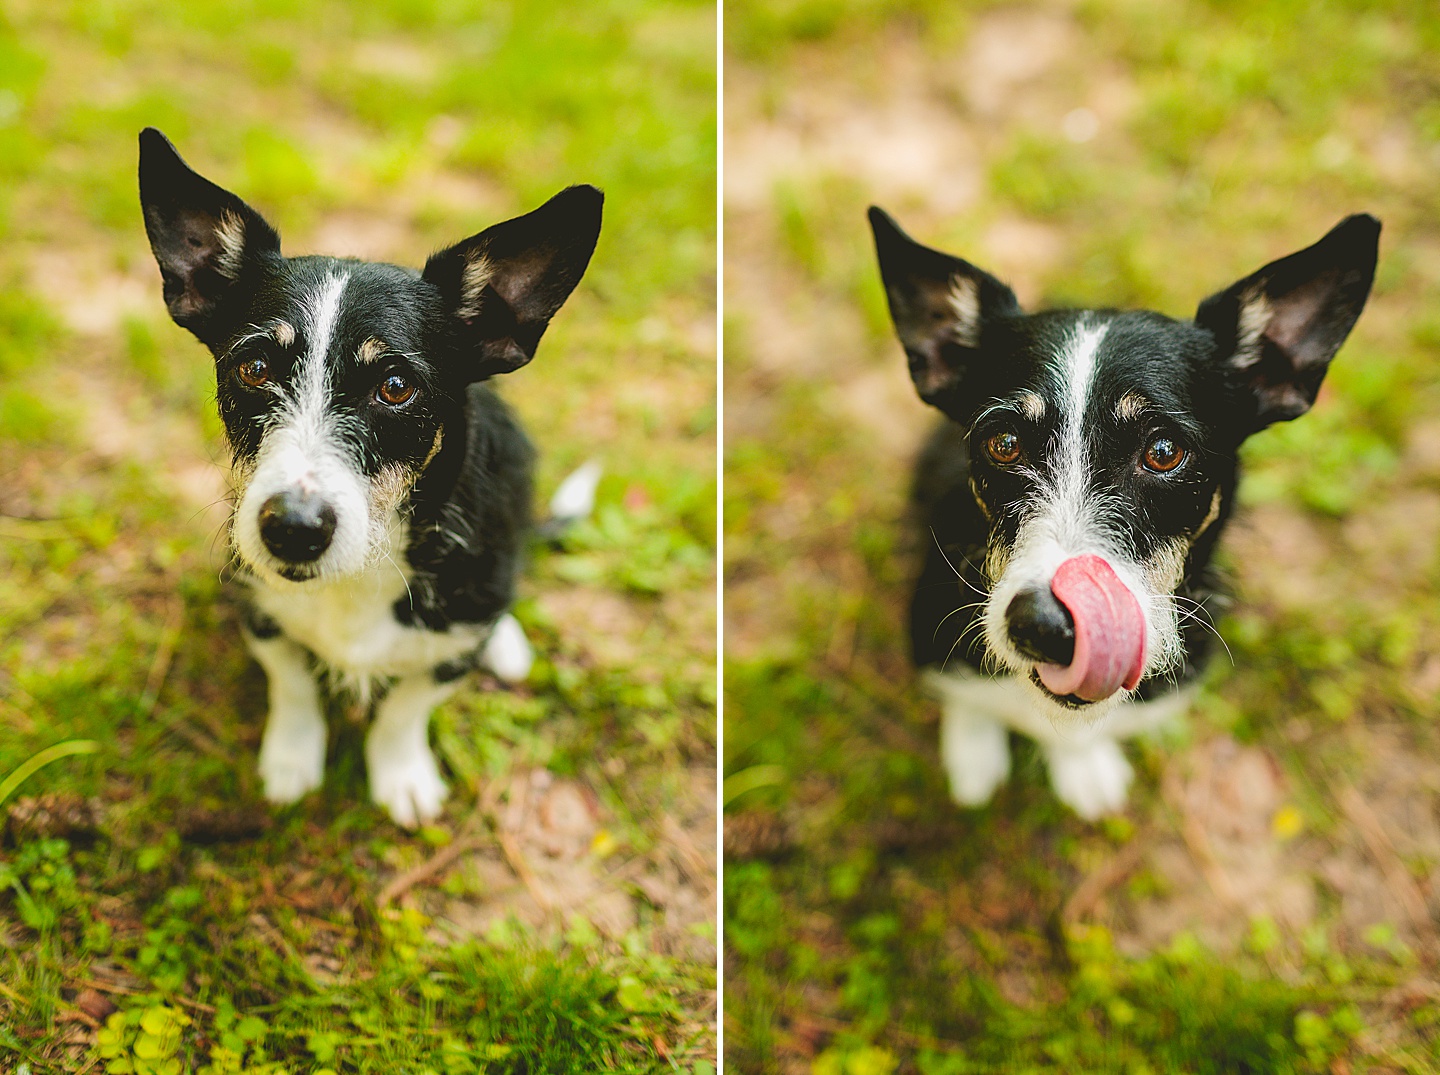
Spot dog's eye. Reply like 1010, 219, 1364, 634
377, 374, 417, 407
1143, 436, 1186, 473
985, 431, 1022, 465
238, 357, 270, 388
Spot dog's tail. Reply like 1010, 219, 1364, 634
535, 459, 602, 541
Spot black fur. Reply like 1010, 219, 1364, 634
872, 207, 1379, 701
139, 126, 599, 642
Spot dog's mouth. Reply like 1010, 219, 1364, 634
1027, 669, 1095, 709
274, 563, 320, 582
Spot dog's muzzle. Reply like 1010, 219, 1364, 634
257, 489, 337, 566
1006, 555, 1146, 703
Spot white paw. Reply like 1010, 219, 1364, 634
941, 714, 1011, 808
257, 708, 326, 804
368, 746, 449, 828
483, 613, 533, 684
1045, 737, 1133, 820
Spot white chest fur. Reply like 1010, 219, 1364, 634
248, 542, 488, 687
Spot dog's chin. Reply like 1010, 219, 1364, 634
1022, 668, 1129, 722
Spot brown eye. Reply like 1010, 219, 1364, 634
1143, 436, 1186, 473
985, 431, 1022, 465
377, 374, 416, 406
238, 357, 269, 388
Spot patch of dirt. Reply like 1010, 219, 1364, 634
434, 765, 716, 962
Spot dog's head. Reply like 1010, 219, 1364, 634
871, 208, 1379, 716
139, 128, 601, 585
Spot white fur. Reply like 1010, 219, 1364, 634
246, 631, 327, 803
245, 520, 512, 827
482, 612, 533, 683
247, 519, 490, 690
980, 320, 1184, 723
926, 668, 1191, 818
366, 676, 458, 827
231, 270, 387, 584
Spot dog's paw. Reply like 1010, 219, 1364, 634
483, 613, 533, 684
941, 715, 1011, 808
257, 709, 326, 804
368, 747, 449, 828
1044, 738, 1133, 820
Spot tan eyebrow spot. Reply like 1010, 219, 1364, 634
272, 320, 295, 347
357, 338, 387, 364
1017, 391, 1045, 421
1114, 392, 1150, 422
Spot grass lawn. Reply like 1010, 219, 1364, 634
724, 1, 1440, 1071
0, 1, 716, 1071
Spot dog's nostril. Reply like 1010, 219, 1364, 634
257, 491, 337, 565
1006, 587, 1075, 665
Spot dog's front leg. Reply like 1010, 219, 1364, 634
366, 675, 456, 828
245, 629, 328, 804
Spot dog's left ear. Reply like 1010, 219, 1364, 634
139, 128, 282, 344
869, 206, 1021, 413
1196, 214, 1380, 430
423, 185, 603, 379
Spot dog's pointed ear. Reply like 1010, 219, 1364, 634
138, 128, 281, 341
1196, 214, 1380, 430
869, 206, 1021, 410
422, 185, 603, 380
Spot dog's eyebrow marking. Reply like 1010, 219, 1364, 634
456, 253, 494, 320
357, 338, 387, 365
1017, 391, 1045, 421
215, 209, 246, 280
273, 320, 295, 347
1114, 392, 1150, 422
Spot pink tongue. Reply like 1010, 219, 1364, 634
1037, 555, 1146, 702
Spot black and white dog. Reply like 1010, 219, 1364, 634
139, 129, 601, 826
869, 208, 1378, 819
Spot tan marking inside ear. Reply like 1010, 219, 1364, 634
357, 338, 387, 365
272, 320, 295, 347
1017, 392, 1045, 421
1231, 287, 1272, 369
947, 275, 981, 348
456, 252, 494, 320
215, 210, 246, 280
1114, 392, 1150, 422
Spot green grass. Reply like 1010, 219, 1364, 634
0, 1, 715, 1071
725, 0, 1440, 1070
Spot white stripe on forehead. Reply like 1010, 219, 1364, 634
1055, 320, 1108, 431
1042, 319, 1110, 551
284, 271, 349, 447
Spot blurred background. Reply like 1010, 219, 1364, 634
724, 0, 1440, 1070
0, 1, 715, 1071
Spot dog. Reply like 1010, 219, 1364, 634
138, 128, 602, 826
868, 208, 1379, 819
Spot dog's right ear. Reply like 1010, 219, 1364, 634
138, 128, 280, 341
423, 185, 603, 381
1195, 213, 1380, 431
869, 206, 1020, 410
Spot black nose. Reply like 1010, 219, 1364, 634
257, 490, 336, 564
1006, 586, 1075, 665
